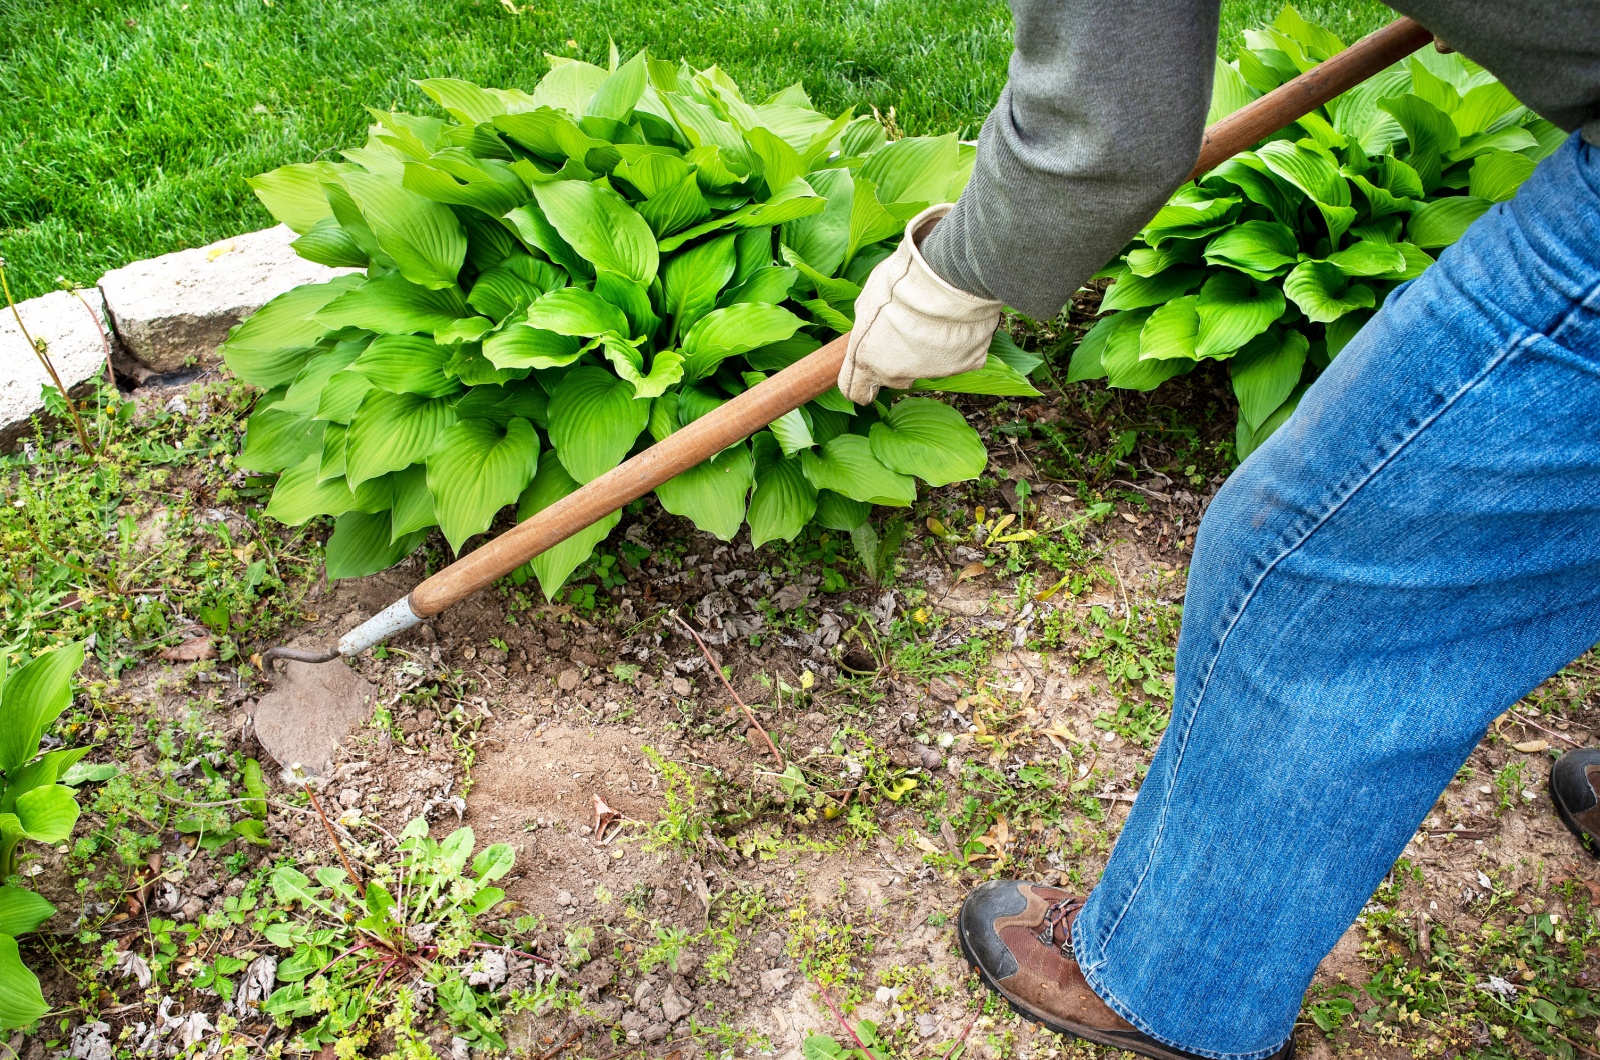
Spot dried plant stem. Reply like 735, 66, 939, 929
304, 781, 366, 899
813, 978, 868, 1052
0, 261, 95, 454
940, 1004, 983, 1060
1511, 710, 1583, 749
671, 611, 784, 769
64, 281, 116, 391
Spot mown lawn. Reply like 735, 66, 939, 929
1, 0, 1389, 301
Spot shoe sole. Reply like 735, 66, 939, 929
955, 914, 1295, 1060
1550, 779, 1600, 860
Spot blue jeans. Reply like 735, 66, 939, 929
1070, 131, 1600, 1058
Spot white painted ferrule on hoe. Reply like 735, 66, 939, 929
338, 596, 423, 657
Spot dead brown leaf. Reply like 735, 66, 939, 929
1512, 739, 1549, 753
161, 637, 216, 662
954, 561, 987, 585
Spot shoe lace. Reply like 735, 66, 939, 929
1035, 896, 1082, 960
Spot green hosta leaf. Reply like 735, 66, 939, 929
265, 454, 391, 525
637, 173, 713, 237
1448, 126, 1539, 163
1126, 240, 1201, 278
1207, 157, 1298, 225
435, 316, 494, 344
858, 134, 958, 205
1327, 68, 1410, 155
315, 371, 376, 424
1282, 261, 1377, 323
337, 171, 466, 290
483, 325, 584, 370
1101, 267, 1204, 312
844, 175, 912, 268
1344, 170, 1415, 221
238, 408, 324, 473
349, 335, 461, 397
1102, 308, 1194, 391
504, 204, 592, 278
1468, 150, 1535, 202
248, 163, 339, 234
1326, 310, 1374, 356
1230, 329, 1309, 429
1321, 241, 1407, 277
1141, 195, 1238, 246
402, 157, 528, 216
415, 77, 527, 124
1194, 272, 1285, 359
1407, 196, 1493, 248
532, 59, 610, 117
722, 265, 798, 307
813, 489, 870, 531
0, 643, 83, 773
1139, 296, 1200, 361
325, 511, 428, 580
868, 398, 986, 486
913, 353, 1041, 397
292, 218, 369, 268
746, 126, 807, 197
523, 288, 631, 338
345, 391, 457, 486
800, 435, 916, 507
783, 167, 853, 277
1379, 94, 1460, 189
609, 346, 685, 400
1453, 82, 1523, 139
1207, 57, 1258, 123
1272, 5, 1344, 59
548, 366, 648, 483
681, 303, 803, 382
594, 270, 659, 340
588, 48, 649, 120
279, 343, 365, 416
1067, 314, 1120, 383
655, 443, 753, 540
468, 255, 567, 320
316, 271, 470, 335
531, 179, 658, 285
1237, 383, 1307, 461
748, 434, 817, 547
221, 276, 363, 387
426, 417, 541, 552
1255, 140, 1354, 242
0, 887, 52, 938
661, 233, 737, 341
389, 464, 438, 539
746, 335, 821, 372
0, 934, 47, 1030
515, 452, 622, 600
15, 784, 79, 842
1202, 221, 1298, 280
766, 404, 814, 456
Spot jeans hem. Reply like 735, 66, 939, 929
1073, 918, 1292, 1060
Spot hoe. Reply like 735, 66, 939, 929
263, 17, 1436, 674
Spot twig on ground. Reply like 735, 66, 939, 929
0, 259, 95, 453
940, 1003, 983, 1060
670, 611, 784, 769
63, 279, 116, 392
813, 978, 868, 1051
537, 1027, 583, 1060
1511, 710, 1583, 749
304, 781, 366, 899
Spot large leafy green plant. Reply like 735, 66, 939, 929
0, 641, 87, 1029
1069, 7, 1562, 458
226, 50, 1039, 595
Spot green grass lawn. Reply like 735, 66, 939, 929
1, 0, 1390, 301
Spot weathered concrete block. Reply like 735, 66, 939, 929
0, 289, 113, 450
98, 225, 359, 373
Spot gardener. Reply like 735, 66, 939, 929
839, 2, 1600, 1057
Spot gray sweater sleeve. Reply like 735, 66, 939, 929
920, 0, 1222, 321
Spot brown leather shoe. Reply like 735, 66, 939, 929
957, 880, 1293, 1060
1552, 748, 1600, 857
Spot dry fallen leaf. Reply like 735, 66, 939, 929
1039, 722, 1085, 752
161, 637, 217, 663
591, 793, 622, 842
912, 834, 942, 856
1511, 739, 1549, 753
954, 561, 987, 585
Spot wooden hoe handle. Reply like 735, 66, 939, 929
387, 18, 1435, 631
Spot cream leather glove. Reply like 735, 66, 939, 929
838, 203, 1004, 405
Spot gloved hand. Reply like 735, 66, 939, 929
838, 203, 1004, 405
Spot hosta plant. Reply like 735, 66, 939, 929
1069, 6, 1562, 458
0, 640, 88, 1029
225, 49, 1039, 596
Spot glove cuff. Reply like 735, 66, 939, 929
896, 204, 1004, 322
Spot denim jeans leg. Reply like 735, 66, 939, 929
1069, 132, 1600, 1059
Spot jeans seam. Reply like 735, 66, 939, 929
1083, 322, 1543, 981
1071, 930, 1291, 1060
